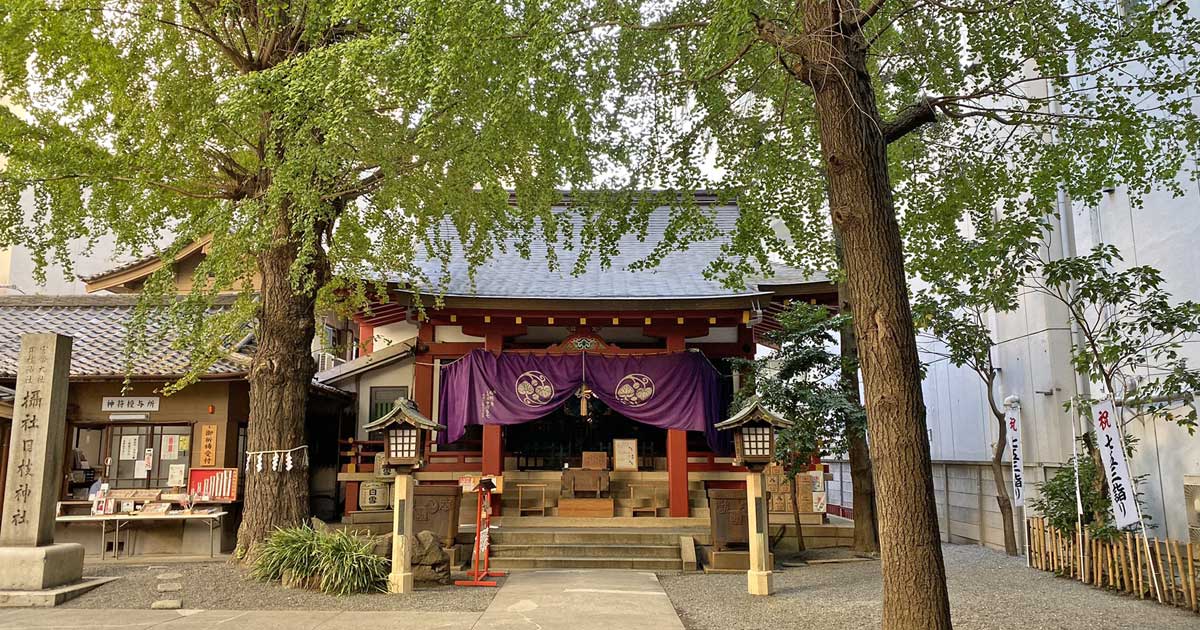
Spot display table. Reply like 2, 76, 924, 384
561, 469, 609, 497
56, 511, 227, 559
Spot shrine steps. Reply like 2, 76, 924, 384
483, 526, 710, 571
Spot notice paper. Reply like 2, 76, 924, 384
119, 435, 139, 460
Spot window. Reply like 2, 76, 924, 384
369, 386, 409, 422
741, 426, 773, 458
388, 428, 419, 459
107, 425, 192, 489
323, 324, 337, 353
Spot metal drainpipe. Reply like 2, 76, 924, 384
1049, 78, 1089, 576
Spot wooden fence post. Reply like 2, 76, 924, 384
1186, 543, 1197, 612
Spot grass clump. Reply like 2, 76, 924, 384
252, 525, 389, 595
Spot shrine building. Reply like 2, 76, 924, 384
0, 193, 851, 565
321, 195, 839, 540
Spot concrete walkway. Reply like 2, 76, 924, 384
475, 570, 684, 630
0, 570, 685, 629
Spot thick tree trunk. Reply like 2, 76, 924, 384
804, 7, 951, 628
846, 431, 880, 554
835, 252, 881, 555
235, 231, 324, 558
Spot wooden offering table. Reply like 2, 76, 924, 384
558, 465, 613, 518
561, 469, 610, 497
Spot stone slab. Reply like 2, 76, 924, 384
0, 543, 84, 591
156, 582, 182, 592
679, 535, 697, 572
698, 546, 775, 573
0, 576, 117, 607
476, 569, 684, 630
150, 599, 181, 609
0, 608, 483, 629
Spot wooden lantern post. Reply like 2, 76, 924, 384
362, 398, 445, 595
715, 396, 793, 597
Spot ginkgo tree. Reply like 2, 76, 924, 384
0, 0, 633, 557
553, 2, 1200, 627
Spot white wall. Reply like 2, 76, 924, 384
0, 194, 125, 295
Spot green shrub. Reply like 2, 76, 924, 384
252, 525, 389, 596
316, 528, 390, 596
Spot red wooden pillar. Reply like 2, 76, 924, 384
667, 430, 690, 517
666, 331, 690, 517
414, 324, 434, 415
482, 330, 504, 512
358, 322, 374, 356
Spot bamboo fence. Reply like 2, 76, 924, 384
1026, 517, 1198, 614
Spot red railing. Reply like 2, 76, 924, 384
686, 450, 746, 472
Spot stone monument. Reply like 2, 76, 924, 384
0, 334, 107, 606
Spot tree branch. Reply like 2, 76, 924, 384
856, 0, 889, 27
5, 174, 230, 200
881, 96, 939, 143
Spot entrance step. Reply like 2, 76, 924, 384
488, 556, 684, 570
480, 525, 712, 571
490, 543, 681, 559
489, 527, 711, 546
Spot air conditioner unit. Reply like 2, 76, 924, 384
1185, 474, 1200, 545
315, 352, 345, 373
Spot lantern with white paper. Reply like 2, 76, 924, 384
363, 397, 445, 474
715, 396, 793, 597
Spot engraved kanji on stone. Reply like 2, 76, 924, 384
21, 389, 42, 410
16, 458, 33, 477
12, 484, 31, 503
10, 510, 27, 526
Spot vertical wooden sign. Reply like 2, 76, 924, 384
198, 424, 219, 466
1, 334, 72, 547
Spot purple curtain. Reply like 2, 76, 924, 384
438, 349, 728, 453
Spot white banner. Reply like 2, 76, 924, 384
1005, 407, 1024, 507
1092, 400, 1140, 529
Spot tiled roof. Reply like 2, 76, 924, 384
0, 296, 249, 379
0, 385, 13, 402
397, 204, 819, 300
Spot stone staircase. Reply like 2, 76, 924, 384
486, 526, 711, 571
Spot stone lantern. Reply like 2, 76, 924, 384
363, 397, 445, 594
715, 396, 792, 596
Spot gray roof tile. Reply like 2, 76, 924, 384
399, 205, 813, 299
0, 296, 248, 379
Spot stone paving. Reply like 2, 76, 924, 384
0, 569, 683, 629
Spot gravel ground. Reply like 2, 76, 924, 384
64, 561, 499, 611
660, 544, 1199, 630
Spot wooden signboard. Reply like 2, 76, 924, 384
612, 439, 638, 472
581, 451, 608, 471
708, 488, 749, 551
198, 423, 219, 466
